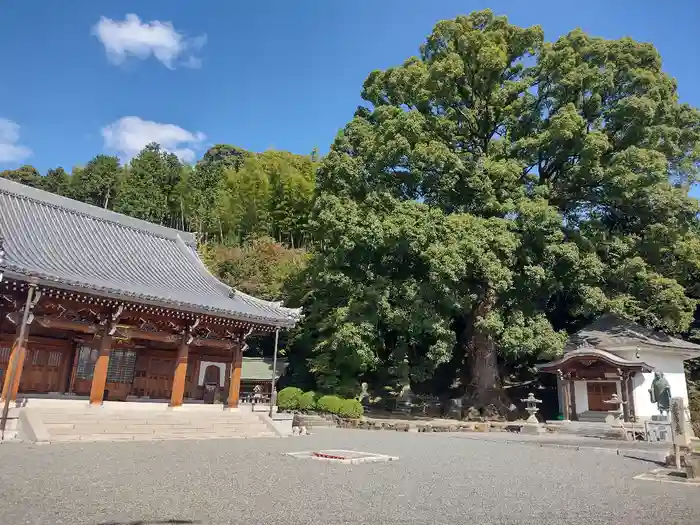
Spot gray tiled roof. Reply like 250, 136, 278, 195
241, 357, 288, 380
565, 313, 700, 354
0, 178, 301, 327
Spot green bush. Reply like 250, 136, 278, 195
297, 390, 317, 411
277, 387, 303, 411
316, 395, 344, 414
338, 398, 364, 418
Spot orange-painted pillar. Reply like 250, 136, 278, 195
170, 337, 189, 407
227, 348, 242, 408
1, 340, 27, 402
89, 329, 113, 405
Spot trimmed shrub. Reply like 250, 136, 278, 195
297, 390, 317, 411
338, 398, 364, 419
316, 395, 344, 414
277, 387, 303, 411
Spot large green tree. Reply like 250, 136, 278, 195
1, 165, 42, 187
114, 143, 186, 226
71, 154, 121, 208
295, 10, 700, 406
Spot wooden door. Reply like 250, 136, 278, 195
20, 349, 64, 393
586, 382, 618, 412
145, 357, 174, 399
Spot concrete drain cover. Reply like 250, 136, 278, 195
634, 468, 700, 487
286, 449, 398, 464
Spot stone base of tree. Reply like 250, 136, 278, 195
333, 417, 559, 434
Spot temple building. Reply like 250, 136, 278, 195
538, 314, 700, 422
0, 178, 301, 409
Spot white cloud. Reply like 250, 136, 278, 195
92, 14, 206, 69
0, 118, 32, 163
102, 116, 206, 162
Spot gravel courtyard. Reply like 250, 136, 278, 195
0, 429, 697, 525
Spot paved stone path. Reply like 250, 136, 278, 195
0, 428, 697, 525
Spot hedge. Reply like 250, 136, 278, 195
297, 390, 317, 411
338, 398, 363, 418
277, 389, 364, 419
277, 387, 303, 411
316, 395, 344, 414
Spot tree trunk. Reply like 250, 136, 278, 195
462, 288, 508, 414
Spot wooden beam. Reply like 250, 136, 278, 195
35, 316, 99, 334
114, 326, 180, 344
192, 337, 236, 350
169, 337, 189, 408
227, 348, 242, 409
89, 326, 113, 405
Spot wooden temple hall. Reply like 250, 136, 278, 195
0, 178, 301, 408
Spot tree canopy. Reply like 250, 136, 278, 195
291, 10, 700, 405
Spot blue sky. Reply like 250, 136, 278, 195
0, 0, 699, 174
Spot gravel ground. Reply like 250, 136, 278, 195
0, 428, 697, 525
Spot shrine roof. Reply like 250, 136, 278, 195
537, 347, 653, 373
0, 178, 301, 328
241, 357, 289, 380
563, 314, 700, 355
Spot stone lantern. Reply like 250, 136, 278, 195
521, 393, 543, 424
603, 393, 626, 426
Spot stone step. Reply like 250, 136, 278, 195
25, 407, 277, 442
578, 411, 610, 423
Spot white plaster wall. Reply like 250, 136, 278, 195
197, 361, 226, 387
574, 381, 588, 414
614, 349, 690, 419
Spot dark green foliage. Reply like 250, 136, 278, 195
338, 398, 364, 418
315, 395, 344, 414
276, 387, 303, 411
1, 165, 41, 187
297, 390, 317, 411
293, 9, 700, 407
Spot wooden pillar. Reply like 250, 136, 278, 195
558, 369, 570, 420
67, 343, 80, 394
169, 337, 189, 407
89, 328, 113, 405
627, 372, 636, 421
0, 326, 29, 402
569, 378, 578, 421
227, 348, 242, 409
620, 374, 630, 422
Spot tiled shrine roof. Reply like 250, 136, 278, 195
0, 178, 301, 328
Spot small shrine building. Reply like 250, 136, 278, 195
0, 178, 301, 408
537, 314, 700, 422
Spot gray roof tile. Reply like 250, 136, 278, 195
564, 313, 700, 353
0, 178, 301, 327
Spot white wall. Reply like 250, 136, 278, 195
574, 381, 588, 414
615, 349, 690, 420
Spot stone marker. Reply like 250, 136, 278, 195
670, 397, 690, 469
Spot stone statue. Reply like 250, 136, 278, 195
358, 382, 370, 406
649, 372, 672, 415
397, 358, 414, 404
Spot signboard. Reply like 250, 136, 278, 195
670, 397, 690, 447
